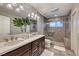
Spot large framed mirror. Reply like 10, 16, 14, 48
0, 15, 37, 35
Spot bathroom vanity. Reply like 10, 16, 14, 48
0, 35, 45, 56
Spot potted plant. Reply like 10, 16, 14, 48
22, 17, 31, 32
13, 17, 32, 32
13, 18, 24, 32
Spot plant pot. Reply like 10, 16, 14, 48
26, 25, 30, 32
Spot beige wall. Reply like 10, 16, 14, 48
37, 14, 45, 34
71, 4, 79, 55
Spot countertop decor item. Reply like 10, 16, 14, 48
22, 17, 31, 32
13, 18, 24, 32
13, 17, 32, 32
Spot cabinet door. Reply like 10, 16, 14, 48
3, 43, 31, 56
41, 38, 45, 52
38, 37, 45, 55
31, 39, 39, 56
22, 50, 31, 56
32, 45, 39, 56
38, 41, 42, 55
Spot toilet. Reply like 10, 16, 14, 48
45, 39, 52, 48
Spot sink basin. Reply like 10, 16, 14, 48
4, 40, 24, 46
0, 40, 24, 47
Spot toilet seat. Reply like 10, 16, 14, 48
45, 39, 51, 48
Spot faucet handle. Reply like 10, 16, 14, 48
4, 39, 8, 42
15, 37, 17, 40
11, 36, 14, 41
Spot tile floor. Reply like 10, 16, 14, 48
41, 41, 75, 56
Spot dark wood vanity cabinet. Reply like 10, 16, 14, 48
22, 50, 31, 56
2, 36, 45, 56
31, 36, 45, 56
3, 43, 31, 56
31, 40, 39, 56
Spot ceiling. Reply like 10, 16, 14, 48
30, 3, 73, 18
0, 3, 37, 18
0, 3, 73, 18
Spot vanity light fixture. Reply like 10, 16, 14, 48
19, 5, 24, 10
28, 13, 31, 17
31, 15, 34, 18
16, 8, 20, 12
37, 16, 40, 20
7, 4, 13, 9
31, 12, 34, 16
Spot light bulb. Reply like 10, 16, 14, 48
31, 15, 33, 18
19, 5, 24, 10
32, 12, 34, 16
7, 4, 13, 9
28, 13, 31, 17
16, 8, 20, 12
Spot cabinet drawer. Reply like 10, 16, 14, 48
3, 43, 31, 56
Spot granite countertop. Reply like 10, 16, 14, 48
0, 35, 45, 56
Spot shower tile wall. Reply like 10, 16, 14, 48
45, 16, 70, 49
45, 17, 67, 42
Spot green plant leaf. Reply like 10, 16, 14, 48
26, 17, 31, 25
13, 18, 24, 27
13, 17, 32, 28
